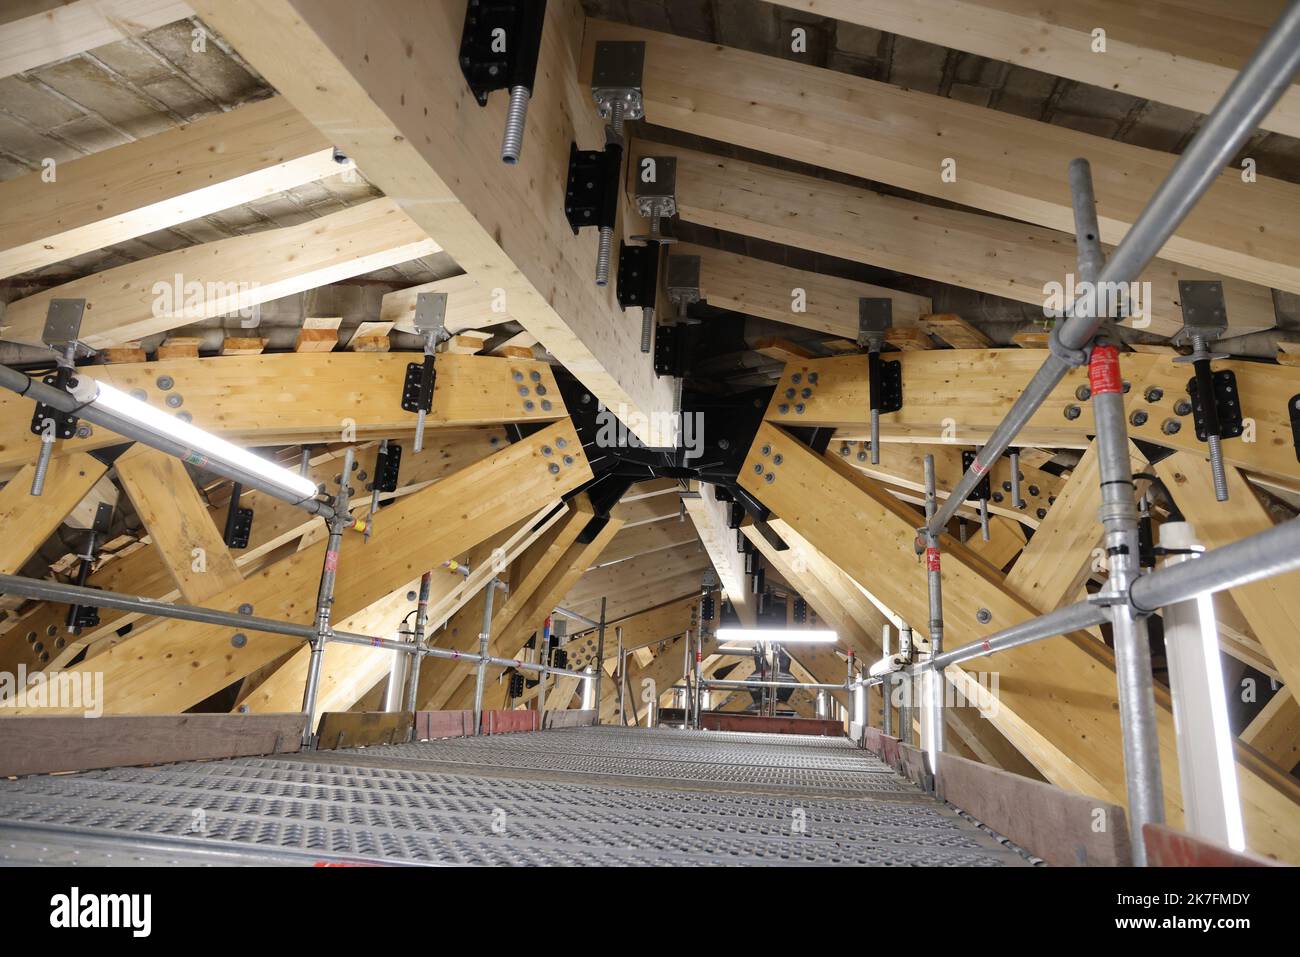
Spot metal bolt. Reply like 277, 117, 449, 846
992, 491, 1004, 503
548, 463, 560, 474
513, 370, 524, 382
238, 603, 253, 616
1036, 507, 1047, 519
791, 373, 802, 384
556, 437, 568, 448
130, 388, 147, 401
808, 372, 818, 384
75, 425, 92, 439
1028, 484, 1040, 496
517, 386, 529, 397
156, 375, 174, 390
1075, 385, 1091, 402
165, 393, 183, 408
177, 412, 192, 423
857, 451, 867, 462
1144, 386, 1164, 403
801, 388, 811, 399
761, 444, 771, 456
1174, 399, 1193, 416
717, 439, 730, 450
563, 455, 574, 466
542, 445, 553, 456
1063, 404, 1081, 420
778, 404, 790, 414
1130, 410, 1148, 426
785, 388, 796, 399
975, 608, 992, 625
764, 472, 774, 483
530, 370, 541, 382
540, 400, 552, 411
231, 633, 247, 648
1001, 481, 1012, 492
840, 444, 850, 456
524, 400, 535, 411
753, 463, 764, 474
794, 404, 805, 414
1162, 418, 1182, 435
772, 454, 784, 465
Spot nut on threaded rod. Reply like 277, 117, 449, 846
501, 86, 530, 164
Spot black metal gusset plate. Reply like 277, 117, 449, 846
879, 359, 903, 414
565, 143, 621, 234
616, 241, 658, 309
374, 444, 403, 493
458, 1, 546, 105
401, 362, 432, 414
961, 451, 992, 502
1186, 370, 1244, 441
224, 506, 254, 550
1289, 394, 1300, 463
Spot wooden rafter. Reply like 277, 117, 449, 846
189, 0, 676, 445
596, 21, 1300, 294
0, 96, 342, 279
642, 141, 1277, 339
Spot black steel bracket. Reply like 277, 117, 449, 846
459, 0, 547, 106
401, 356, 436, 414
223, 482, 254, 550
877, 358, 903, 414
616, 240, 658, 309
1289, 394, 1300, 462
1187, 369, 1244, 442
29, 366, 79, 440
564, 142, 622, 234
373, 443, 403, 494
653, 324, 686, 378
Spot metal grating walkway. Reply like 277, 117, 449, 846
0, 725, 1031, 866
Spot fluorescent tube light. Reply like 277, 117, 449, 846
76, 378, 319, 502
714, 628, 837, 644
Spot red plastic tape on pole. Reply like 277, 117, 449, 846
1088, 343, 1123, 395
925, 547, 941, 572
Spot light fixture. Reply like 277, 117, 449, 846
72, 377, 320, 503
714, 628, 837, 644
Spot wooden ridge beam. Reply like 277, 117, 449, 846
644, 141, 1277, 339
0, 0, 193, 79
0, 452, 107, 576
738, 421, 1300, 861
1, 198, 437, 348
0, 352, 563, 474
113, 445, 242, 603
682, 482, 756, 626
1, 419, 592, 714
773, 1, 1300, 141
190, 0, 675, 445
676, 243, 932, 335
595, 22, 1300, 296
0, 97, 341, 278
0, 431, 502, 678
765, 350, 1300, 486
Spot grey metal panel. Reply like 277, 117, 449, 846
0, 725, 1031, 867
